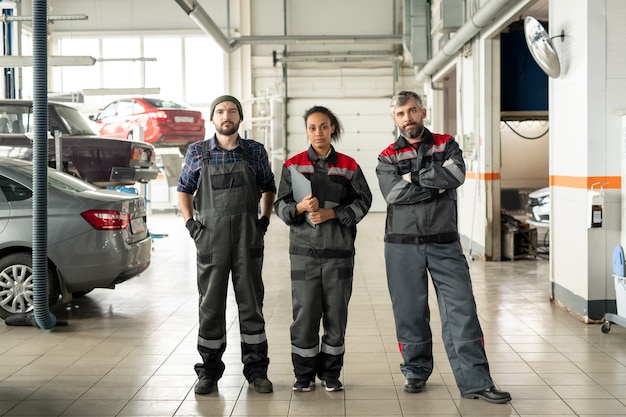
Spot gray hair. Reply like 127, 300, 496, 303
390, 91, 423, 115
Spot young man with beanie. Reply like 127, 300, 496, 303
177, 94, 276, 395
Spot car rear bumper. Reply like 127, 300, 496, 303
52, 233, 152, 292
108, 165, 159, 186
150, 134, 205, 147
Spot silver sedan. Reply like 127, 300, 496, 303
0, 158, 151, 318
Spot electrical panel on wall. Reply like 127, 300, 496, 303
439, 0, 463, 32
403, 0, 429, 66
461, 132, 477, 161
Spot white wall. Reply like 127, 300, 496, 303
548, 0, 626, 319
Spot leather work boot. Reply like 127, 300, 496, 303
462, 386, 512, 404
194, 377, 216, 395
404, 378, 426, 393
251, 377, 273, 393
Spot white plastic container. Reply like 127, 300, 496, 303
614, 274, 626, 316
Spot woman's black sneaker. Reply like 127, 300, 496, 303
293, 378, 315, 392
322, 378, 343, 392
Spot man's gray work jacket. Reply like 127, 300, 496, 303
376, 128, 466, 245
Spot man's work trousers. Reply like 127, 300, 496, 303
385, 240, 494, 394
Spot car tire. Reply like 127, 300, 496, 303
0, 252, 61, 319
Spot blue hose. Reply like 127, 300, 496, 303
31, 0, 56, 330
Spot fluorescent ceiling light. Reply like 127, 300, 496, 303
82, 88, 161, 96
96, 57, 158, 62
1, 14, 88, 22
0, 56, 96, 67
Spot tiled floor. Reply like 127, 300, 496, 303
2, 212, 626, 416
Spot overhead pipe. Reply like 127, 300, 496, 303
188, 2, 235, 52
278, 50, 400, 57
281, 0, 288, 156
232, 34, 402, 47
414, 0, 519, 83
174, 0, 402, 52
273, 50, 402, 64
392, 0, 400, 94
279, 56, 402, 64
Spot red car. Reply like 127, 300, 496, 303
92, 98, 206, 154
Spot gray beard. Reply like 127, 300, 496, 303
402, 125, 424, 139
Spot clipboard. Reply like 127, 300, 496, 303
289, 165, 315, 227
290, 165, 311, 202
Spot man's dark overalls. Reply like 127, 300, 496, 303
191, 140, 269, 383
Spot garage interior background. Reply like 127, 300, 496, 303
1, 0, 549, 214
9, 0, 625, 323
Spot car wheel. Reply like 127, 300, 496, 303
0, 252, 61, 319
179, 144, 189, 156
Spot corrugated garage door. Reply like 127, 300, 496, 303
284, 98, 395, 213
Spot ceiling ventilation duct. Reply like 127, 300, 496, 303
414, 0, 520, 83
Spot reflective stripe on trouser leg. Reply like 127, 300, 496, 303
318, 257, 353, 380
290, 255, 353, 380
425, 241, 493, 394
195, 340, 226, 380
232, 213, 269, 382
291, 345, 319, 381
384, 242, 434, 380
240, 332, 269, 382
194, 212, 267, 381
290, 254, 323, 380
195, 234, 230, 380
